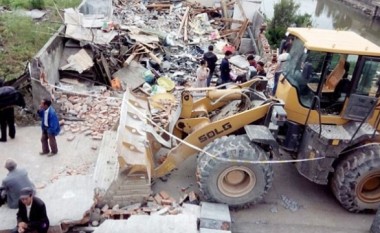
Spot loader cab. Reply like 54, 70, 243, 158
281, 28, 380, 121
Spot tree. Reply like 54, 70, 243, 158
266, 0, 312, 48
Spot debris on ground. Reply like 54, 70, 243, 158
280, 195, 302, 212
270, 205, 278, 213
55, 91, 122, 141
61, 189, 202, 231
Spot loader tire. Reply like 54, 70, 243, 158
331, 144, 380, 212
197, 135, 273, 208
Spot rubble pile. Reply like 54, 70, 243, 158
63, 189, 200, 231
93, 190, 198, 221
58, 0, 259, 93
50, 0, 268, 139
55, 91, 121, 141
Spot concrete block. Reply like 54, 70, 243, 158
200, 229, 232, 233
38, 175, 95, 226
239, 38, 255, 54
182, 203, 201, 219
200, 202, 231, 231
93, 215, 198, 233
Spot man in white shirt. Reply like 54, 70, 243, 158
273, 47, 290, 95
37, 99, 60, 156
12, 187, 49, 233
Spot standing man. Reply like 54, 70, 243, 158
220, 51, 233, 86
0, 79, 25, 142
273, 46, 290, 95
203, 45, 218, 87
37, 98, 60, 156
12, 187, 49, 233
0, 106, 15, 142
1, 159, 35, 209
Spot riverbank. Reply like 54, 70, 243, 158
337, 0, 379, 18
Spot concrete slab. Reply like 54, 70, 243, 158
200, 229, 232, 233
93, 214, 198, 233
201, 202, 230, 222
37, 175, 95, 225
93, 131, 118, 190
112, 61, 147, 91
182, 203, 201, 219
0, 206, 17, 230
200, 202, 231, 231
0, 126, 98, 231
229, 55, 250, 69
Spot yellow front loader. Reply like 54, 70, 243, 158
116, 28, 380, 212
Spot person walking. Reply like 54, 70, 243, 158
220, 51, 233, 86
203, 45, 218, 87
1, 159, 35, 209
12, 187, 49, 233
37, 98, 60, 156
195, 60, 209, 88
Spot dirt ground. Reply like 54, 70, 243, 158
153, 152, 376, 233
0, 126, 376, 233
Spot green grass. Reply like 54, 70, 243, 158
0, 0, 82, 80
1, 0, 81, 10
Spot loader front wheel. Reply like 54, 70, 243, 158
331, 144, 380, 212
197, 135, 273, 208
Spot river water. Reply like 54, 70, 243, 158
261, 0, 380, 46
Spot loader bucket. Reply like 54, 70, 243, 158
116, 89, 154, 182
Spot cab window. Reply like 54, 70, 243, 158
355, 59, 380, 97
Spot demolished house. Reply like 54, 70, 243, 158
22, 0, 275, 231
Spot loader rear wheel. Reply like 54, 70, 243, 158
197, 135, 273, 208
331, 144, 380, 212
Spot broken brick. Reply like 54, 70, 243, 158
159, 191, 170, 200
154, 194, 163, 204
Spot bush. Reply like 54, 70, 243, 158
29, 0, 45, 9
266, 0, 312, 48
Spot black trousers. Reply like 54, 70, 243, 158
0, 107, 15, 141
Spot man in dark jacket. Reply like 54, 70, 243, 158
12, 187, 49, 233
37, 98, 60, 156
0, 80, 25, 142
220, 51, 233, 85
1, 159, 35, 209
203, 45, 218, 87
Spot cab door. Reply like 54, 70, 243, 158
343, 57, 380, 121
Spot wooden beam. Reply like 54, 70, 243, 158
226, 0, 236, 6
146, 4, 172, 9
220, 29, 240, 34
236, 0, 247, 19
184, 14, 189, 42
233, 19, 249, 48
220, 32, 238, 37
221, 0, 229, 18
143, 46, 162, 64
177, 7, 190, 37
214, 18, 251, 24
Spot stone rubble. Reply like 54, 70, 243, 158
66, 189, 201, 230
54, 91, 122, 141
280, 195, 302, 212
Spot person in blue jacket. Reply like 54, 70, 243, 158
37, 99, 60, 156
